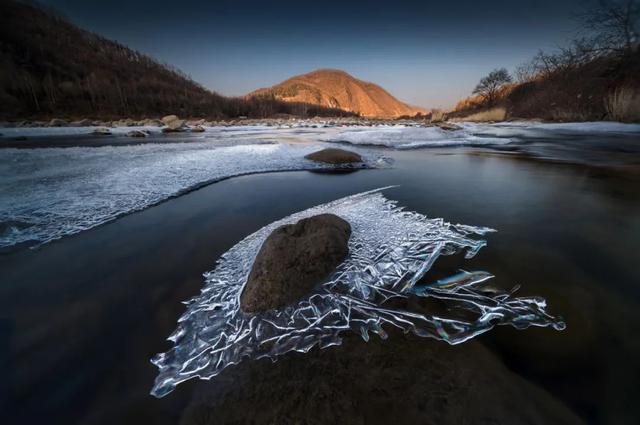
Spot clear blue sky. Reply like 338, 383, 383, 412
40, 0, 596, 108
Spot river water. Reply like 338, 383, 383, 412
1, 122, 639, 424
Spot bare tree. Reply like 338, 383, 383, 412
581, 0, 639, 56
472, 68, 512, 105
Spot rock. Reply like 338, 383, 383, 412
181, 331, 586, 425
435, 122, 462, 131
240, 214, 351, 313
190, 125, 205, 132
161, 115, 179, 124
138, 118, 163, 127
48, 118, 68, 127
70, 119, 93, 127
126, 130, 148, 137
112, 118, 136, 127
161, 118, 187, 132
304, 148, 362, 164
92, 127, 112, 136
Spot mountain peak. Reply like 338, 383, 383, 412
250, 69, 426, 118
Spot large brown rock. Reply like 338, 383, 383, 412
304, 148, 362, 164
161, 114, 179, 124
240, 214, 351, 313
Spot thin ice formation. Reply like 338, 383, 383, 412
151, 188, 565, 398
0, 142, 384, 249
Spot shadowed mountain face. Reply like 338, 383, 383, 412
250, 69, 426, 118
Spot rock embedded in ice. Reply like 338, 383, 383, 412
150, 188, 565, 398
304, 148, 362, 164
240, 213, 351, 313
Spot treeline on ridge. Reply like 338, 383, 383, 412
0, 0, 356, 120
452, 0, 640, 122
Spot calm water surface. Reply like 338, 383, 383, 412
1, 139, 639, 424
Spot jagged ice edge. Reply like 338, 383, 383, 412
150, 187, 565, 397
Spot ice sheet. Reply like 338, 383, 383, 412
0, 142, 383, 249
323, 121, 640, 149
150, 188, 565, 397
323, 126, 514, 149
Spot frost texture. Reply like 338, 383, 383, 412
323, 121, 640, 149
324, 125, 514, 149
0, 142, 384, 249
151, 188, 565, 398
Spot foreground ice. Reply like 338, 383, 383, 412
150, 188, 565, 398
0, 141, 383, 249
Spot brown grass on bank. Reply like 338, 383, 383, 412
429, 109, 445, 123
451, 107, 506, 122
605, 86, 640, 122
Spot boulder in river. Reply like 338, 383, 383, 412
436, 122, 462, 131
162, 117, 187, 132
92, 127, 112, 136
240, 214, 351, 313
304, 148, 362, 164
161, 115, 179, 124
48, 118, 68, 127
70, 119, 93, 127
126, 130, 148, 137
190, 125, 205, 132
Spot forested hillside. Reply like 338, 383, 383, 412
0, 0, 354, 120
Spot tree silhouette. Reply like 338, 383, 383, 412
472, 68, 512, 106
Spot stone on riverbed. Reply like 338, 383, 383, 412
240, 214, 351, 313
304, 148, 362, 164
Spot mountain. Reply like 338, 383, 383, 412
0, 0, 355, 120
249, 69, 426, 118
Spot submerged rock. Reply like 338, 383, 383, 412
240, 214, 351, 313
181, 331, 585, 425
191, 125, 205, 133
304, 148, 362, 164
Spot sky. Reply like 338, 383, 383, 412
39, 0, 597, 109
